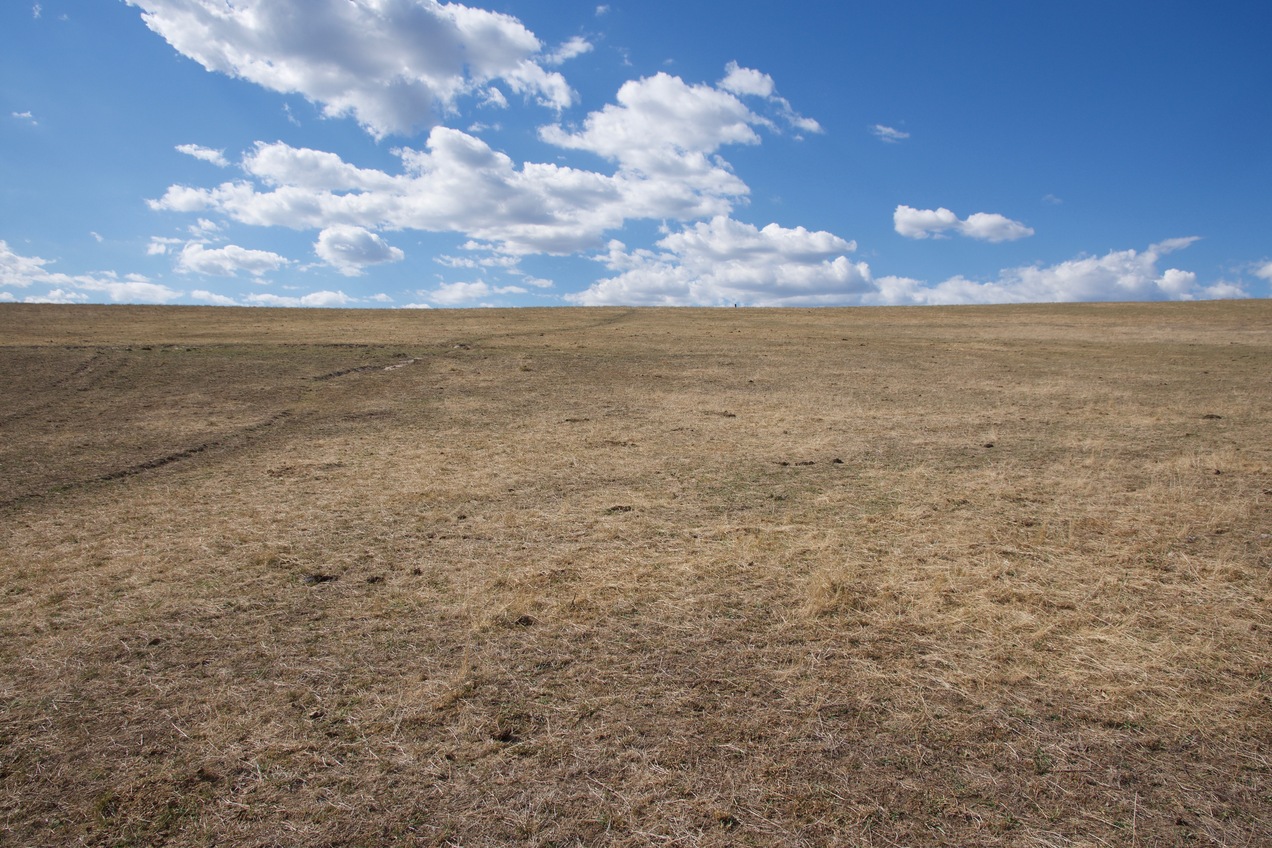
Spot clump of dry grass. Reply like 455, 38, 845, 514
1, 301, 1269, 846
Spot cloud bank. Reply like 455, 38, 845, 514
571, 231, 1245, 306
1, 240, 181, 303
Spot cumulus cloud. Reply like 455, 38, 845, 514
419, 280, 527, 306
176, 242, 290, 276
2, 240, 53, 286
59, 275, 181, 304
718, 61, 821, 134
870, 124, 909, 143
543, 36, 593, 66
894, 205, 1034, 242
570, 216, 871, 306
191, 289, 238, 305
23, 289, 89, 304
147, 236, 184, 256
146, 61, 820, 261
151, 119, 742, 255
958, 212, 1036, 243
872, 239, 1241, 305
314, 226, 405, 276
243, 141, 397, 191
245, 290, 355, 307
1252, 261, 1272, 281
176, 143, 229, 167
12, 111, 37, 125
126, 0, 574, 138
542, 72, 764, 168
2, 239, 181, 303
719, 63, 775, 98
153, 130, 628, 254
571, 228, 1241, 307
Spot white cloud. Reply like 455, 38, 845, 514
894, 205, 1034, 242
2, 240, 54, 287
24, 289, 89, 304
148, 63, 819, 258
69, 275, 182, 304
245, 290, 355, 307
12, 111, 37, 125
719, 63, 775, 98
893, 206, 959, 239
150, 124, 740, 255
147, 236, 184, 256
572, 229, 1240, 307
191, 289, 238, 305
958, 212, 1036, 243
153, 130, 623, 254
126, 0, 574, 138
718, 62, 821, 134
33, 4, 41, 19
243, 141, 397, 191
176, 242, 290, 276
1, 244, 177, 304
437, 252, 521, 270
870, 124, 909, 143
313, 226, 404, 276
1254, 261, 1272, 281
542, 72, 764, 168
420, 280, 527, 305
871, 239, 1240, 305
479, 87, 508, 109
189, 218, 222, 236
570, 216, 872, 306
426, 281, 495, 305
176, 143, 229, 167
1150, 236, 1201, 255
544, 36, 593, 66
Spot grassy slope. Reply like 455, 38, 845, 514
1, 302, 1269, 846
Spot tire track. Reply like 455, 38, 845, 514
0, 348, 120, 425
1, 350, 428, 513
0, 411, 295, 512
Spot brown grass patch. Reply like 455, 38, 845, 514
1, 301, 1269, 845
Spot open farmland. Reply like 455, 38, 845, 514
1, 301, 1269, 846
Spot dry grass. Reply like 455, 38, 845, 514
1, 301, 1269, 846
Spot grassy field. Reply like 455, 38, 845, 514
1, 301, 1268, 846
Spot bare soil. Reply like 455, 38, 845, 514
1, 301, 1269, 846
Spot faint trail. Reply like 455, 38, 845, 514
437, 308, 640, 352
0, 410, 297, 513
0, 350, 429, 512
0, 348, 120, 425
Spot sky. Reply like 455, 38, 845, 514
2, 1, 1269, 309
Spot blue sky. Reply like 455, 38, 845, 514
2, 1, 1269, 308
